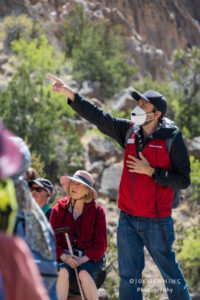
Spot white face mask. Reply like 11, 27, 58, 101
131, 106, 154, 126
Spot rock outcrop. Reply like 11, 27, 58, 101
99, 163, 123, 200
186, 137, 200, 160
1, 0, 200, 79
88, 136, 123, 162
111, 87, 136, 114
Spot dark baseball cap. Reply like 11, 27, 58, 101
28, 178, 53, 193
131, 90, 167, 117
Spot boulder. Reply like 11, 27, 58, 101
0, 55, 9, 74
88, 136, 123, 162
88, 160, 105, 174
64, 119, 93, 136
0, 56, 8, 66
186, 137, 200, 159
90, 97, 103, 108
98, 288, 109, 300
67, 80, 80, 92
79, 80, 101, 98
100, 163, 123, 200
111, 87, 135, 114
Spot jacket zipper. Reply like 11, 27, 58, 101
131, 173, 135, 215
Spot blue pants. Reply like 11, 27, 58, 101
117, 211, 191, 300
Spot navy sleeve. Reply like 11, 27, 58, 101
68, 93, 131, 148
153, 133, 191, 189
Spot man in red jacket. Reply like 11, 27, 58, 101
48, 74, 191, 300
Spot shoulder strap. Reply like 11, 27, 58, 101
94, 204, 99, 229
166, 129, 180, 153
124, 123, 136, 147
61, 200, 71, 226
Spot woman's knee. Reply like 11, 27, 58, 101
59, 267, 69, 279
78, 270, 92, 282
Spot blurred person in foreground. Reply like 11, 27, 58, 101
50, 170, 107, 300
11, 137, 58, 300
0, 121, 50, 300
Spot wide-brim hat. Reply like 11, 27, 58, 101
60, 170, 97, 200
131, 89, 167, 117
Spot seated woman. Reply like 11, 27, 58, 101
50, 170, 107, 300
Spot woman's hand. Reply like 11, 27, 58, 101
48, 74, 75, 102
76, 255, 89, 267
60, 253, 79, 269
67, 255, 79, 269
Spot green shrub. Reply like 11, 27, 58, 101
172, 47, 200, 138
11, 35, 62, 79
177, 224, 200, 288
174, 222, 186, 253
56, 126, 84, 175
189, 156, 200, 203
0, 35, 83, 181
62, 4, 88, 57
30, 148, 46, 178
0, 14, 42, 51
110, 108, 127, 119
62, 4, 137, 98
103, 235, 119, 299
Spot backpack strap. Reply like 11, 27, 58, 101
165, 129, 184, 209
166, 129, 180, 153
124, 123, 137, 147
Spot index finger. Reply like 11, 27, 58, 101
48, 74, 61, 82
127, 155, 138, 161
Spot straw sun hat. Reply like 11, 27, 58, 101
60, 170, 97, 200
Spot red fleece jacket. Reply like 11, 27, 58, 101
50, 197, 107, 262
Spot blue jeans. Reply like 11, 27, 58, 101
117, 211, 191, 300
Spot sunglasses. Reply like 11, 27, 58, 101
30, 187, 46, 193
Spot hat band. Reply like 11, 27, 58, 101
73, 175, 93, 188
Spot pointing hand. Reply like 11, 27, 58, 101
48, 74, 75, 101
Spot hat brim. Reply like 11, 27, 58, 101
28, 180, 52, 194
60, 175, 97, 200
28, 180, 44, 189
131, 90, 150, 103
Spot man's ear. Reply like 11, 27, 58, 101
155, 111, 162, 119
48, 192, 52, 198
